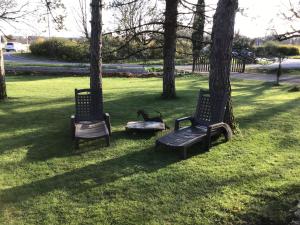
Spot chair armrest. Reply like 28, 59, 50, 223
207, 122, 232, 140
175, 116, 194, 130
208, 122, 228, 130
104, 113, 111, 135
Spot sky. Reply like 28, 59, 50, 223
2, 0, 299, 39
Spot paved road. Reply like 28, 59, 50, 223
4, 52, 150, 74
5, 52, 300, 70
4, 52, 80, 65
3, 52, 300, 83
4, 52, 150, 69
250, 58, 300, 69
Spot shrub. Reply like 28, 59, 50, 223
255, 41, 299, 58
30, 38, 89, 62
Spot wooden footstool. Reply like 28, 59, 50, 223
125, 121, 165, 133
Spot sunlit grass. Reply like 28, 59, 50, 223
0, 75, 299, 225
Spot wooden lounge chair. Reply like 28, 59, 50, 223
71, 89, 111, 149
155, 90, 232, 159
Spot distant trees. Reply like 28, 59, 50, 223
0, 0, 65, 100
109, 0, 163, 60
74, 0, 89, 39
275, 1, 300, 41
0, 0, 28, 100
192, 0, 206, 60
209, 0, 238, 130
233, 33, 254, 51
109, 0, 210, 98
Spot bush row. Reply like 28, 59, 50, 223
255, 41, 299, 57
30, 37, 193, 63
30, 38, 89, 62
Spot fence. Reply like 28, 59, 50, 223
193, 56, 246, 73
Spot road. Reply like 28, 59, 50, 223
4, 52, 150, 69
3, 52, 300, 83
5, 52, 300, 70
4, 52, 150, 74
250, 58, 300, 69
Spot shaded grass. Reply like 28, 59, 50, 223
0, 75, 299, 225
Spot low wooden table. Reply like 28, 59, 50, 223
125, 121, 166, 132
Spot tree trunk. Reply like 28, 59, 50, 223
209, 0, 238, 130
90, 0, 103, 115
162, 0, 179, 99
192, 0, 205, 61
0, 47, 7, 100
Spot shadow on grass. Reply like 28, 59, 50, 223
238, 97, 300, 129
0, 78, 299, 162
1, 77, 299, 224
237, 183, 300, 225
0, 146, 179, 204
1, 152, 298, 225
0, 90, 198, 161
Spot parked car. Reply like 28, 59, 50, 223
5, 42, 28, 52
232, 49, 256, 63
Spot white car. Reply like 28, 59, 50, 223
5, 42, 28, 52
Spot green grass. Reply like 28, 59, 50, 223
0, 75, 299, 225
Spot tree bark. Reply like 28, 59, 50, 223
209, 0, 238, 130
0, 47, 7, 100
192, 0, 205, 60
162, 0, 179, 99
90, 0, 103, 115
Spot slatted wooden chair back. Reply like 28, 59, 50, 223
194, 90, 228, 126
75, 89, 103, 122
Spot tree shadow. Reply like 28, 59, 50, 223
238, 97, 300, 129
1, 78, 298, 162
237, 183, 300, 225
1, 153, 292, 225
0, 146, 179, 205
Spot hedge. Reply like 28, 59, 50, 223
30, 38, 89, 62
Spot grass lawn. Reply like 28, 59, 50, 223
0, 75, 299, 225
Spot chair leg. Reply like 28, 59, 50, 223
180, 147, 187, 160
105, 136, 110, 147
154, 141, 160, 151
206, 136, 211, 151
75, 138, 79, 150
71, 118, 75, 140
